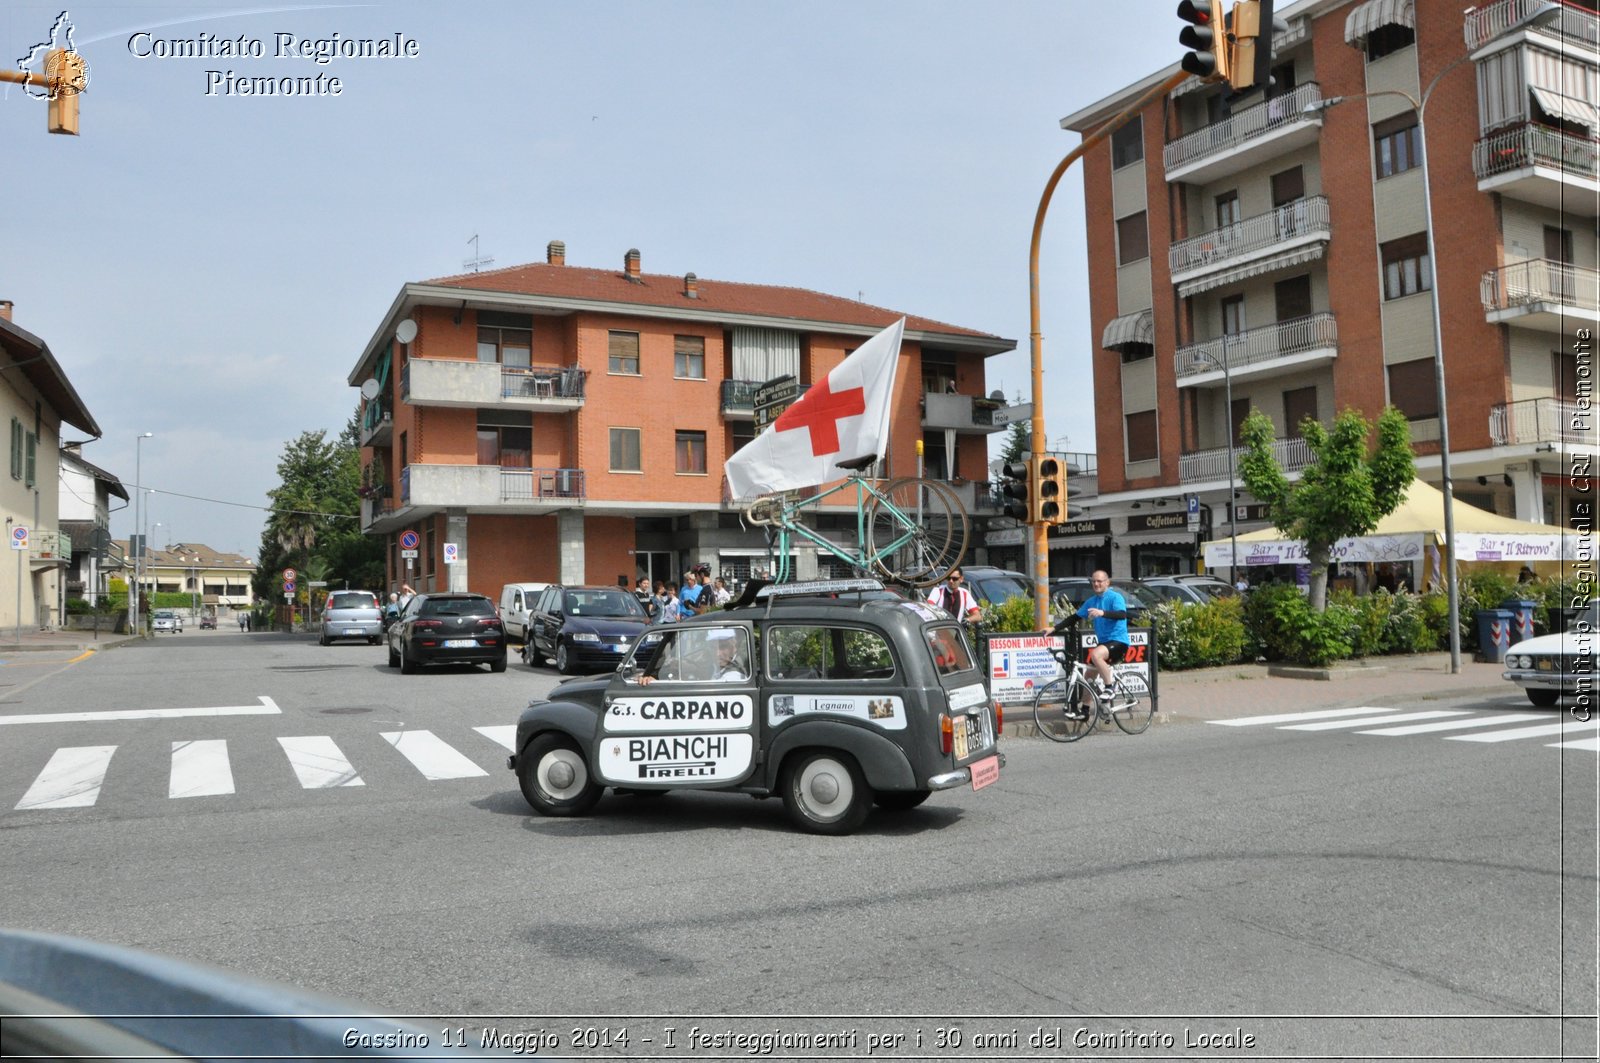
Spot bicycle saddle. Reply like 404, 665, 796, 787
833, 454, 878, 472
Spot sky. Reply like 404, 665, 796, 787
3, 0, 1177, 560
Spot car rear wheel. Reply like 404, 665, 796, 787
1526, 688, 1560, 707
523, 641, 543, 667
387, 640, 399, 668
489, 654, 508, 674
518, 734, 602, 817
781, 750, 871, 835
318, 632, 330, 647
399, 642, 419, 674
873, 789, 932, 812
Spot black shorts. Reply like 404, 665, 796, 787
1098, 641, 1128, 664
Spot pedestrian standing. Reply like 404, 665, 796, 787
635, 576, 657, 620
658, 582, 682, 624
711, 576, 732, 608
680, 571, 705, 616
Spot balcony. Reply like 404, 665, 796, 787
1480, 258, 1600, 330
400, 358, 586, 412
1175, 313, 1339, 387
374, 464, 586, 530
1465, 0, 1600, 54
1490, 396, 1600, 447
1163, 83, 1324, 185
1473, 123, 1600, 213
1168, 196, 1332, 296
921, 392, 1033, 433
1180, 436, 1313, 484
358, 396, 392, 448
30, 529, 71, 568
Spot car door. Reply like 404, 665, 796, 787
533, 587, 559, 656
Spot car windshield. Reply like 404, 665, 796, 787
562, 590, 646, 618
419, 597, 493, 618
328, 593, 375, 610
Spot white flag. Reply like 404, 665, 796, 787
724, 318, 905, 499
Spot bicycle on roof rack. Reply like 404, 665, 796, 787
740, 455, 969, 588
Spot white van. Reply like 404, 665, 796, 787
499, 582, 548, 644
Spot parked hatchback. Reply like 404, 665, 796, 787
151, 610, 181, 634
319, 590, 383, 646
524, 584, 651, 674
386, 592, 507, 673
1139, 576, 1236, 606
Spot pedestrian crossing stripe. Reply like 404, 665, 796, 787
12, 728, 518, 811
1209, 705, 1600, 753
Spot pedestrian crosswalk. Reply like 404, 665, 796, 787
1210, 705, 1600, 751
11, 726, 519, 812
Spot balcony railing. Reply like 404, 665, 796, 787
30, 529, 71, 563
1490, 396, 1600, 446
1180, 436, 1313, 483
1175, 313, 1339, 380
1473, 123, 1600, 183
360, 395, 391, 438
500, 365, 587, 400
921, 391, 1031, 431
1465, 0, 1600, 51
499, 467, 587, 502
1169, 196, 1331, 277
1164, 82, 1323, 174
1481, 259, 1600, 313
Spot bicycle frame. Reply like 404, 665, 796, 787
759, 476, 923, 581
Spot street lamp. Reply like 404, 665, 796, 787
131, 432, 152, 630
1188, 348, 1239, 586
1302, 1, 1557, 674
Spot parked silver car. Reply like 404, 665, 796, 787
319, 590, 383, 646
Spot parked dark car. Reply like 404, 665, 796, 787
386, 592, 507, 674
524, 584, 651, 674
1049, 576, 1157, 620
199, 614, 217, 629
951, 565, 1034, 608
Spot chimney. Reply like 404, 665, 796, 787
546, 240, 565, 266
683, 273, 698, 299
624, 248, 641, 281
0, 301, 12, 322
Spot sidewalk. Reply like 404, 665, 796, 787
0, 627, 145, 654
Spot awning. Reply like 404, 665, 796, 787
1049, 534, 1112, 551
1101, 309, 1154, 351
1531, 87, 1598, 131
1345, 0, 1414, 47
1119, 530, 1198, 547
1177, 243, 1327, 298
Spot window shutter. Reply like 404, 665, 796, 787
24, 431, 36, 487
9, 419, 20, 480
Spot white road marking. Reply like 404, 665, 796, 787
1552, 737, 1600, 751
1209, 707, 1396, 727
1356, 713, 1538, 736
1279, 710, 1470, 731
277, 736, 364, 788
380, 730, 488, 780
169, 739, 235, 798
0, 696, 283, 726
1450, 719, 1600, 743
16, 746, 117, 809
474, 725, 517, 751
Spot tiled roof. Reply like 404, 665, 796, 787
422, 261, 1002, 342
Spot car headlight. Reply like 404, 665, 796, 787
571, 632, 600, 642
1512, 655, 1530, 669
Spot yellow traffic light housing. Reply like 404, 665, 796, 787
1177, 0, 1232, 82
1000, 460, 1032, 523
1034, 456, 1069, 525
45, 48, 86, 135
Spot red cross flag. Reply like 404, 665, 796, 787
725, 318, 905, 498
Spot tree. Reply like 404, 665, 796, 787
999, 421, 1030, 465
1237, 405, 1414, 612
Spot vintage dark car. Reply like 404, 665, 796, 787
506, 579, 1003, 834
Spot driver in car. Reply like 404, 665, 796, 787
637, 629, 747, 684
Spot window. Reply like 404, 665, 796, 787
1283, 386, 1318, 432
1126, 410, 1158, 463
624, 625, 750, 684
1111, 116, 1143, 168
610, 427, 642, 472
1116, 212, 1149, 265
1372, 113, 1421, 178
1230, 398, 1250, 447
767, 625, 896, 681
1381, 233, 1432, 300
1121, 344, 1155, 364
1270, 166, 1304, 207
476, 326, 531, 367
1215, 191, 1241, 229
608, 331, 640, 375
1366, 23, 1415, 61
674, 335, 705, 379
1387, 359, 1439, 420
926, 626, 974, 676
1555, 352, 1580, 403
8, 418, 20, 480
1274, 275, 1313, 320
675, 430, 707, 474
1221, 294, 1246, 337
476, 409, 531, 467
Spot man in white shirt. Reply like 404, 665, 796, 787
927, 567, 981, 622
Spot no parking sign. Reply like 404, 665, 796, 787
443, 542, 458, 565
10, 526, 28, 550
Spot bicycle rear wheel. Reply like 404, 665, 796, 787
1108, 672, 1153, 735
866, 477, 968, 587
1032, 676, 1095, 743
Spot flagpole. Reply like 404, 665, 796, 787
1027, 69, 1191, 630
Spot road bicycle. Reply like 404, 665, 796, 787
742, 456, 969, 588
1031, 618, 1152, 742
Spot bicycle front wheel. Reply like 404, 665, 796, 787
1032, 676, 1094, 743
866, 477, 969, 587
1108, 672, 1153, 735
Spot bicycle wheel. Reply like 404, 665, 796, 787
866, 477, 968, 587
1032, 676, 1095, 743
1108, 671, 1153, 735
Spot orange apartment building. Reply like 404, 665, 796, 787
1061, 0, 1598, 579
346, 243, 1023, 596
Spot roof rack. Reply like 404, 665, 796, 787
754, 577, 885, 599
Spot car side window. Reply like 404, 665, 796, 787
767, 625, 897, 681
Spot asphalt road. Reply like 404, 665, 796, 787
1, 630, 1594, 1061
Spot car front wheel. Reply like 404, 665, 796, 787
780, 750, 872, 835
555, 641, 575, 675
1527, 688, 1560, 707
517, 734, 602, 816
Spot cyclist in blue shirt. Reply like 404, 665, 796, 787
1076, 570, 1130, 700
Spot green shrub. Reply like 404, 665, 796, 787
978, 594, 1039, 635
1241, 581, 1304, 661
1418, 591, 1451, 649
1331, 588, 1386, 658
64, 597, 91, 615
1383, 589, 1439, 653
1147, 598, 1247, 670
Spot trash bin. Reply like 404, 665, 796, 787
1500, 598, 1537, 645
1475, 608, 1513, 663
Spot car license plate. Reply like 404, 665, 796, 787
953, 713, 982, 761
344, 628, 362, 636
443, 638, 476, 648
1536, 659, 1555, 672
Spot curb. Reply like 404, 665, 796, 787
1266, 662, 1390, 681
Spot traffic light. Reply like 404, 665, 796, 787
1034, 456, 1069, 525
1177, 0, 1231, 82
44, 48, 85, 135
1225, 0, 1277, 92
1000, 460, 1032, 523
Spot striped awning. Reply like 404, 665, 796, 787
1101, 309, 1154, 351
1531, 87, 1598, 131
1345, 0, 1414, 46
1177, 244, 1327, 298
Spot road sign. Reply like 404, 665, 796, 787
753, 374, 799, 431
400, 549, 418, 559
307, 581, 328, 588
399, 530, 420, 550
10, 526, 29, 550
1187, 494, 1201, 532
283, 567, 297, 582
283, 581, 296, 594
443, 543, 458, 565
